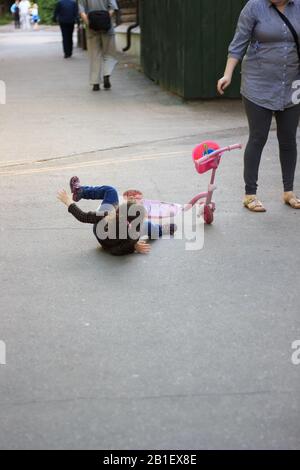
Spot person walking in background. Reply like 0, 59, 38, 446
79, 0, 118, 91
217, 0, 300, 212
30, 3, 40, 30
19, 0, 31, 30
53, 0, 79, 59
11, 1, 21, 29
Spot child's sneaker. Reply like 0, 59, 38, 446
162, 223, 177, 236
70, 176, 82, 202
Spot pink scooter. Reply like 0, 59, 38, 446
124, 141, 242, 225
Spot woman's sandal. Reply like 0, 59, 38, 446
283, 192, 300, 209
243, 195, 267, 213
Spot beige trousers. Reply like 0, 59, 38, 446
86, 29, 118, 86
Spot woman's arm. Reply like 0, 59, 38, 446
217, 57, 239, 95
217, 1, 256, 95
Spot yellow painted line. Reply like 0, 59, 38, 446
0, 150, 182, 168
0, 159, 33, 166
0, 151, 187, 177
0, 153, 92, 167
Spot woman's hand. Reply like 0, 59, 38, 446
217, 75, 232, 95
57, 189, 73, 208
217, 58, 238, 95
135, 241, 151, 255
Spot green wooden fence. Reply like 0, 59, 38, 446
140, 0, 248, 99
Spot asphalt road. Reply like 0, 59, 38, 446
0, 25, 299, 450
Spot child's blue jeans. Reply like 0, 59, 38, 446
78, 185, 163, 239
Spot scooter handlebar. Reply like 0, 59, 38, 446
226, 143, 243, 152
195, 143, 242, 164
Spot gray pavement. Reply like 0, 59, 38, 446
0, 25, 299, 450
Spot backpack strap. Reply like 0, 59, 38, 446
272, 4, 300, 62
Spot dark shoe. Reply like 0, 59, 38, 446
64, 54, 72, 59
93, 84, 100, 91
103, 75, 111, 90
161, 224, 177, 236
70, 176, 82, 202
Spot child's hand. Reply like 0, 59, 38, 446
135, 241, 151, 255
57, 189, 73, 207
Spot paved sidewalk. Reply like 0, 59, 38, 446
0, 25, 299, 450
0, 24, 247, 164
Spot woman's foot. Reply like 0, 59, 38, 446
92, 84, 100, 91
243, 195, 266, 213
283, 192, 300, 209
69, 176, 82, 202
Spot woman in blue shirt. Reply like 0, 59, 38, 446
218, 0, 300, 212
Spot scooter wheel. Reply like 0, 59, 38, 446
204, 205, 214, 225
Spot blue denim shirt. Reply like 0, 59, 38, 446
229, 0, 300, 110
